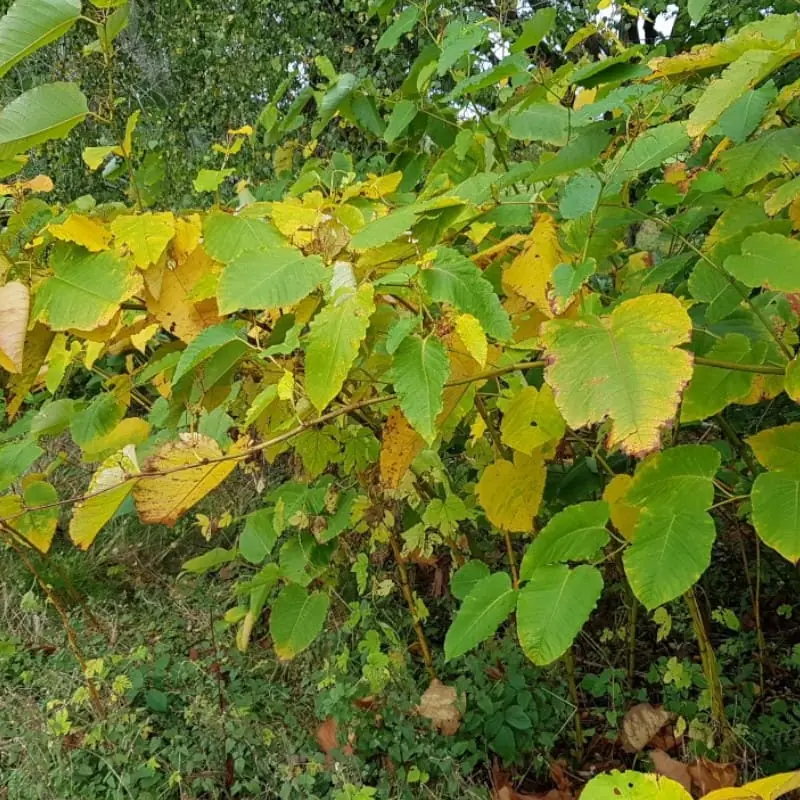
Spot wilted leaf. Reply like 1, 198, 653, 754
650, 751, 692, 793
417, 679, 462, 735
620, 704, 675, 753
379, 406, 425, 488
0, 281, 29, 373
688, 759, 737, 795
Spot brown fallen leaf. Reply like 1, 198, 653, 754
650, 749, 692, 793
689, 758, 738, 795
494, 788, 571, 800
620, 702, 675, 753
315, 717, 354, 764
417, 679, 462, 735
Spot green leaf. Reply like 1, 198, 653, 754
511, 7, 556, 53
375, 5, 419, 52
688, 0, 712, 23
725, 232, 800, 292
687, 262, 742, 324
202, 211, 285, 263
269, 584, 330, 660
0, 0, 81, 78
351, 205, 419, 251
681, 334, 754, 422
438, 21, 487, 74
717, 85, 774, 144
623, 507, 716, 609
392, 335, 450, 443
444, 572, 517, 661
752, 471, 800, 564
519, 501, 609, 578
529, 128, 612, 182
384, 99, 417, 144
34, 246, 138, 332
541, 294, 693, 457
172, 324, 249, 385
239, 508, 278, 564
421, 248, 511, 340
314, 72, 358, 132
450, 560, 490, 601
718, 128, 800, 195
505, 103, 570, 146
606, 122, 689, 191
217, 248, 326, 315
193, 168, 234, 193
70, 394, 125, 449
627, 444, 721, 512
0, 439, 42, 492
16, 480, 59, 552
0, 82, 88, 160
688, 50, 787, 138
182, 547, 237, 575
559, 172, 601, 220
448, 53, 527, 100
747, 423, 800, 472
516, 564, 603, 665
305, 284, 375, 411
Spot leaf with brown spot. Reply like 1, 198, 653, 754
379, 406, 425, 488
0, 281, 29, 373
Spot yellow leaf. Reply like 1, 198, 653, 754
503, 214, 561, 317
81, 417, 151, 463
379, 406, 425, 489
111, 211, 176, 268
603, 474, 640, 540
476, 453, 546, 532
172, 214, 203, 262
228, 124, 253, 136
145, 247, 221, 342
500, 384, 566, 456
49, 214, 112, 252
25, 175, 54, 194
16, 480, 59, 553
130, 323, 160, 353
0, 281, 29, 373
82, 145, 121, 171
270, 200, 320, 242
133, 433, 243, 526
362, 171, 403, 199
465, 221, 495, 245
703, 772, 800, 800
277, 370, 294, 401
121, 110, 140, 157
69, 449, 139, 550
45, 334, 72, 394
7, 323, 54, 418
455, 313, 487, 366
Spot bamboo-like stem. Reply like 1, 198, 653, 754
684, 588, 734, 758
389, 533, 436, 678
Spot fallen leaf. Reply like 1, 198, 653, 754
689, 758, 738, 795
417, 679, 462, 735
315, 717, 354, 763
650, 749, 692, 793
620, 703, 675, 753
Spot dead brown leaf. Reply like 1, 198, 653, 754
620, 702, 675, 753
689, 758, 738, 795
650, 749, 692, 793
315, 717, 354, 764
417, 679, 462, 735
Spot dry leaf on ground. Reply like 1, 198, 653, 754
620, 702, 675, 753
689, 758, 738, 795
417, 679, 462, 735
650, 749, 692, 792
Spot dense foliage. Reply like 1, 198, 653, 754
3, 0, 800, 796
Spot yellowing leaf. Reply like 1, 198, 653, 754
7, 323, 54, 418
704, 771, 800, 800
111, 211, 176, 268
16, 480, 59, 553
69, 449, 138, 550
49, 214, 111, 252
603, 474, 641, 540
172, 214, 202, 262
454, 313, 487, 366
503, 214, 561, 316
541, 294, 693, 457
270, 200, 321, 243
0, 281, 29, 373
499, 384, 565, 456
380, 406, 425, 489
133, 433, 243, 526
228, 124, 253, 136
476, 453, 546, 532
81, 417, 151, 462
82, 144, 120, 171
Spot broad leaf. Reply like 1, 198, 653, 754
747, 423, 800, 471
583, 771, 690, 800
305, 284, 375, 410
718, 129, 800, 195
111, 212, 176, 269
392, 335, 450, 442
0, 82, 88, 159
0, 0, 81, 78
725, 232, 800, 291
505, 103, 570, 146
516, 564, 603, 665
2, 480, 60, 552
269, 584, 330, 659
499, 384, 565, 456
379, 406, 425, 488
239, 508, 278, 564
384, 99, 417, 144
421, 247, 511, 340
172, 323, 250, 385
476, 453, 546, 533
202, 211, 285, 262
133, 434, 242, 526
450, 560, 490, 601
541, 294, 693, 457
606, 122, 689, 191
444, 572, 517, 661
0, 439, 42, 492
0, 281, 29, 373
752, 472, 800, 563
624, 507, 716, 609
70, 393, 125, 449
69, 450, 137, 550
217, 247, 326, 314
519, 501, 609, 578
